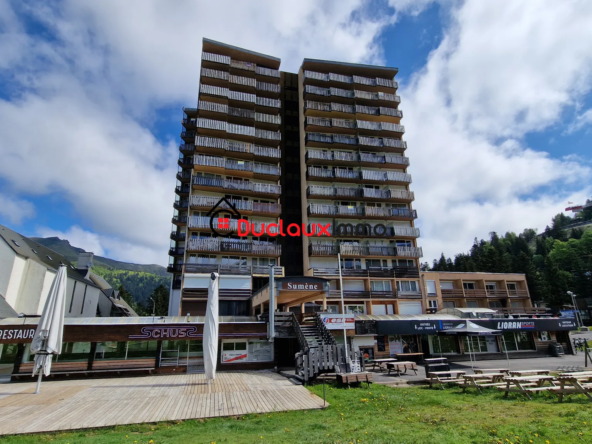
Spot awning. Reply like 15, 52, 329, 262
441, 320, 501, 336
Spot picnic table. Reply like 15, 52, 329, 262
474, 368, 509, 375
508, 369, 550, 377
498, 375, 557, 400
386, 361, 418, 376
395, 352, 424, 363
461, 373, 506, 393
552, 374, 592, 402
368, 358, 398, 372
426, 370, 466, 389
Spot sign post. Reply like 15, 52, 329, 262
269, 266, 275, 341
337, 253, 349, 366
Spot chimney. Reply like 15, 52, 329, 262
77, 252, 94, 279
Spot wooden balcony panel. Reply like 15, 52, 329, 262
441, 289, 465, 298
486, 290, 510, 298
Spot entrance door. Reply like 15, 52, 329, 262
485, 335, 499, 353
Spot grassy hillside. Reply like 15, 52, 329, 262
31, 237, 169, 276
32, 237, 170, 304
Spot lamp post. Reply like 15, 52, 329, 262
567, 291, 582, 328
337, 253, 349, 365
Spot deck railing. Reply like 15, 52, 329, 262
201, 52, 231, 65
255, 66, 280, 78
307, 166, 334, 178
195, 135, 281, 159
187, 238, 281, 255
192, 177, 281, 195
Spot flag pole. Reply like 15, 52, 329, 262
337, 253, 349, 366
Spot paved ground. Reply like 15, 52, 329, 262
0, 371, 326, 436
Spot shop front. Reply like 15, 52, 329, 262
0, 317, 272, 380
354, 315, 577, 361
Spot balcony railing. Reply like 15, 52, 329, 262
184, 263, 284, 276
306, 186, 415, 202
308, 203, 338, 216
253, 202, 282, 214
304, 70, 397, 89
360, 153, 409, 166
307, 166, 334, 178
361, 170, 412, 183
333, 151, 358, 162
253, 163, 281, 176
193, 176, 281, 195
256, 81, 281, 93
201, 67, 229, 81
187, 238, 281, 255
230, 74, 256, 87
334, 168, 360, 180
195, 136, 281, 159
310, 266, 417, 278
306, 132, 406, 150
255, 66, 280, 78
396, 246, 423, 257
190, 195, 254, 212
307, 150, 333, 161
256, 97, 281, 108
255, 128, 281, 141
202, 52, 231, 65
195, 154, 225, 168
255, 112, 281, 125
199, 100, 229, 114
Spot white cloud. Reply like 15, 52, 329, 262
567, 108, 592, 134
401, 0, 592, 261
0, 194, 35, 225
1, 0, 592, 269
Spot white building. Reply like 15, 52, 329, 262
0, 224, 135, 318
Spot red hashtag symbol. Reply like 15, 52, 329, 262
218, 218, 229, 229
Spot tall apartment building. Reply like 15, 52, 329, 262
168, 39, 423, 317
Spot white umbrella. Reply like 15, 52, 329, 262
31, 264, 68, 394
203, 272, 219, 383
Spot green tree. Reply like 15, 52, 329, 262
147, 285, 170, 317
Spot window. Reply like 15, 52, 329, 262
428, 300, 438, 309
396, 281, 419, 292
443, 301, 456, 308
395, 240, 412, 247
485, 282, 497, 290
253, 257, 277, 266
537, 331, 550, 342
510, 301, 522, 308
502, 332, 536, 352
463, 282, 475, 290
366, 259, 388, 268
222, 341, 247, 351
396, 259, 414, 267
428, 335, 458, 354
341, 258, 361, 269
388, 335, 419, 354
426, 280, 436, 295
466, 300, 479, 308
440, 281, 454, 290
345, 305, 365, 314
94, 341, 158, 360
488, 300, 502, 308
11, 240, 20, 247
325, 305, 339, 313
47, 255, 53, 261
463, 336, 488, 353
0, 344, 19, 376
221, 256, 247, 266
507, 282, 518, 291
371, 280, 392, 292
197, 254, 216, 264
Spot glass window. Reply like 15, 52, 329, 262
0, 344, 18, 375
428, 335, 459, 354
510, 301, 522, 308
428, 300, 438, 309
55, 342, 91, 362
463, 336, 488, 353
341, 258, 362, 269
485, 283, 497, 290
389, 335, 419, 354
507, 283, 517, 291
325, 305, 339, 313
537, 331, 550, 341
489, 301, 502, 308
502, 332, 536, 351
463, 282, 475, 290
396, 281, 418, 292
440, 281, 454, 290
371, 280, 392, 292
345, 305, 365, 314
426, 280, 436, 295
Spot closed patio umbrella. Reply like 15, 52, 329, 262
31, 264, 68, 394
203, 272, 219, 383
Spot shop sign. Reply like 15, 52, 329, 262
129, 326, 201, 339
320, 314, 355, 330
281, 282, 324, 291
222, 350, 248, 363
0, 328, 35, 342
494, 321, 535, 330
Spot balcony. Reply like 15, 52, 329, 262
310, 266, 418, 278
187, 217, 278, 235
308, 244, 339, 256
306, 185, 415, 203
175, 184, 190, 196
359, 153, 409, 167
187, 238, 281, 256
303, 70, 398, 90
309, 243, 411, 258
173, 199, 189, 211
192, 176, 281, 197
182, 118, 196, 128
332, 224, 420, 239
396, 246, 423, 258
184, 263, 284, 277
305, 132, 406, 153
194, 154, 280, 179
180, 131, 196, 142
194, 117, 281, 145
168, 247, 185, 257
305, 101, 402, 122
179, 143, 195, 155
361, 170, 412, 184
170, 231, 186, 242
508, 290, 530, 299
178, 156, 194, 168
327, 290, 397, 300
167, 263, 184, 274
176, 170, 192, 183
190, 195, 281, 216
172, 215, 188, 226
195, 136, 281, 160
308, 203, 417, 220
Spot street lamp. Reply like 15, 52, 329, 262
567, 291, 582, 328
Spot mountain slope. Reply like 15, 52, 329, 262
31, 237, 169, 276
32, 237, 170, 304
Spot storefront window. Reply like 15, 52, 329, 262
55, 342, 91, 362
345, 305, 365, 314
388, 335, 419, 355
537, 331, 550, 341
502, 332, 536, 352
463, 336, 487, 353
0, 344, 18, 375
95, 341, 158, 360
428, 335, 459, 354
161, 340, 203, 365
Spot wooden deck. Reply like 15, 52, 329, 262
0, 371, 326, 435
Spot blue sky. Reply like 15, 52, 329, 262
0, 0, 591, 266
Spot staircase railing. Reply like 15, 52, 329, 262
313, 312, 337, 346
292, 313, 310, 353
295, 343, 364, 383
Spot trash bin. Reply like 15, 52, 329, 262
549, 343, 564, 357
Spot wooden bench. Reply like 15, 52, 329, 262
508, 369, 550, 377
474, 368, 509, 375
460, 373, 506, 393
426, 371, 466, 389
498, 375, 557, 400
552, 375, 592, 402
336, 372, 373, 388
17, 359, 156, 377
386, 361, 418, 376
368, 358, 397, 372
